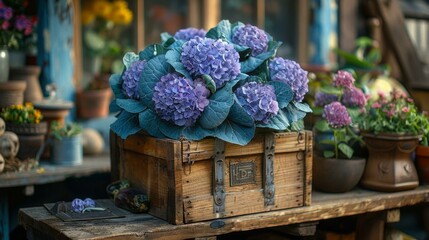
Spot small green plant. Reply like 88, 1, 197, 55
51, 121, 82, 140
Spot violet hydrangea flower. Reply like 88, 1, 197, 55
71, 198, 85, 212
232, 24, 269, 56
83, 198, 95, 208
333, 70, 354, 89
0, 6, 13, 20
122, 60, 147, 100
235, 82, 279, 123
314, 92, 338, 107
181, 37, 240, 88
174, 27, 206, 41
152, 73, 210, 127
323, 101, 352, 128
342, 86, 367, 108
269, 57, 308, 102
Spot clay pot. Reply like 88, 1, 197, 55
6, 121, 47, 159
416, 145, 429, 184
361, 133, 420, 192
9, 66, 43, 103
313, 155, 366, 193
76, 88, 112, 119
0, 81, 26, 109
0, 131, 19, 158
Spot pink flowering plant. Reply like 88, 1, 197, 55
0, 0, 36, 48
314, 70, 366, 159
109, 20, 311, 145
358, 89, 429, 138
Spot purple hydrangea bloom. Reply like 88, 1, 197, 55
342, 86, 367, 108
235, 82, 279, 123
83, 198, 95, 208
314, 92, 338, 107
152, 73, 210, 127
269, 57, 309, 102
122, 60, 147, 100
323, 102, 351, 128
174, 27, 206, 41
0, 7, 13, 20
232, 24, 269, 56
71, 198, 85, 212
333, 70, 354, 89
181, 37, 240, 88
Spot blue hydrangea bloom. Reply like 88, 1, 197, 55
235, 82, 279, 123
181, 37, 240, 88
83, 198, 95, 208
232, 24, 269, 56
152, 73, 210, 127
122, 60, 147, 99
269, 57, 308, 102
174, 27, 206, 41
71, 198, 85, 212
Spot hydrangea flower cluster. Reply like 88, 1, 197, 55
174, 27, 206, 41
235, 82, 279, 124
122, 60, 147, 99
323, 101, 352, 128
71, 198, 96, 213
342, 86, 367, 108
333, 70, 355, 88
109, 20, 311, 146
232, 24, 269, 56
314, 92, 338, 107
152, 73, 210, 127
269, 57, 309, 102
181, 37, 240, 88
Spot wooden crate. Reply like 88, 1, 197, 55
110, 131, 313, 224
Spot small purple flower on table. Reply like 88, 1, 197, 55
269, 57, 308, 102
83, 198, 96, 208
235, 82, 279, 123
71, 198, 85, 212
232, 24, 269, 56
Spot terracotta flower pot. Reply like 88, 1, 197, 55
416, 145, 429, 184
9, 66, 43, 103
76, 88, 112, 119
361, 133, 420, 192
313, 155, 366, 193
0, 81, 26, 109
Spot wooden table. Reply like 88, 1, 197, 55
1, 155, 110, 240
19, 186, 429, 240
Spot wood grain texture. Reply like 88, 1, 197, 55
19, 187, 429, 240
115, 131, 312, 224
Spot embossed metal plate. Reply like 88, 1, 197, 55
230, 161, 256, 186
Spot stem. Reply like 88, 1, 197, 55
334, 129, 338, 159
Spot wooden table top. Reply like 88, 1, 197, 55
19, 185, 429, 240
0, 154, 111, 188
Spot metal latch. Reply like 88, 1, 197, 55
263, 133, 275, 206
213, 138, 226, 215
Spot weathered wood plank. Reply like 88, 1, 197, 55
18, 187, 429, 240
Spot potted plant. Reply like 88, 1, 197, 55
76, 0, 133, 119
1, 103, 47, 159
50, 121, 83, 166
312, 70, 367, 193
358, 89, 428, 191
108, 20, 313, 223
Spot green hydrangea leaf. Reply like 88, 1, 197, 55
158, 120, 184, 140
110, 111, 141, 139
183, 125, 214, 141
139, 44, 168, 60
206, 19, 232, 41
123, 52, 139, 69
284, 102, 308, 123
109, 100, 121, 113
293, 102, 312, 113
138, 109, 166, 138
198, 86, 234, 129
268, 80, 293, 108
257, 109, 290, 130
323, 150, 335, 158
202, 74, 217, 94
315, 119, 331, 132
214, 102, 255, 146
165, 47, 192, 79
139, 55, 170, 108
161, 32, 175, 47
338, 142, 354, 159
109, 73, 125, 99
116, 99, 147, 113
240, 41, 282, 73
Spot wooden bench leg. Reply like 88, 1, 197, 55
272, 221, 318, 237
356, 209, 399, 240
